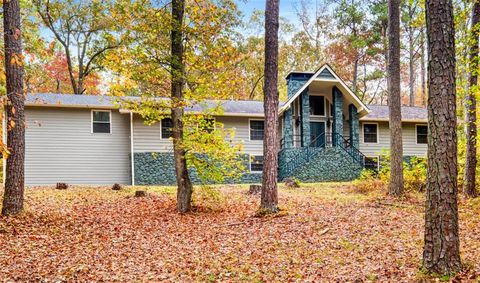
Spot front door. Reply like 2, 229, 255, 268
310, 122, 325, 147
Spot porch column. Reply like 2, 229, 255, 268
348, 104, 360, 149
301, 88, 310, 146
283, 107, 293, 148
332, 86, 344, 146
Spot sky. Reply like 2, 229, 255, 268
235, 0, 299, 24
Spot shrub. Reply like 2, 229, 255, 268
403, 157, 427, 192
193, 185, 225, 211
351, 169, 386, 194
354, 150, 427, 192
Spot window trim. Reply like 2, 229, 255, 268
249, 154, 263, 173
91, 110, 112, 134
362, 122, 379, 144
416, 124, 428, 145
309, 95, 327, 117
249, 119, 265, 141
160, 118, 173, 140
364, 156, 380, 171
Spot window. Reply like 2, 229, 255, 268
363, 123, 378, 143
364, 156, 379, 171
309, 96, 325, 116
92, 110, 111, 133
161, 118, 173, 139
250, 120, 264, 140
416, 125, 428, 144
250, 155, 263, 172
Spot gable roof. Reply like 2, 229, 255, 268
25, 93, 271, 117
25, 93, 427, 122
360, 105, 427, 122
280, 64, 370, 116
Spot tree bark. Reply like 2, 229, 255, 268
387, 0, 404, 196
171, 0, 193, 213
261, 0, 279, 213
408, 25, 416, 107
423, 0, 462, 274
420, 29, 427, 107
2, 0, 25, 216
464, 1, 480, 199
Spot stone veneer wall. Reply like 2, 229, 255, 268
134, 152, 261, 185
287, 78, 309, 98
348, 104, 360, 148
278, 147, 363, 182
332, 87, 344, 146
301, 89, 311, 146
283, 107, 293, 148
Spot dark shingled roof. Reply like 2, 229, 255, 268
26, 93, 268, 115
361, 105, 427, 121
26, 93, 427, 121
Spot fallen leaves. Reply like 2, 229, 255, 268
0, 184, 478, 282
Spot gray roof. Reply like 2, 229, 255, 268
361, 105, 427, 121
26, 93, 427, 121
26, 93, 268, 115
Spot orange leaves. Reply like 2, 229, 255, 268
0, 184, 479, 281
9, 53, 24, 67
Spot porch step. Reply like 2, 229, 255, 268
280, 147, 363, 182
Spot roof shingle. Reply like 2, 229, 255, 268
26, 93, 428, 121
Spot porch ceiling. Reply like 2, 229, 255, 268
308, 80, 369, 118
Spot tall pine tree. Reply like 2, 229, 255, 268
2, 0, 26, 216
464, 1, 480, 198
387, 0, 404, 196
261, 0, 280, 213
423, 0, 462, 274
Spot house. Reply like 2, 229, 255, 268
6, 64, 428, 186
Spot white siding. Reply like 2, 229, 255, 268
132, 115, 264, 155
25, 107, 131, 185
359, 121, 427, 157
132, 117, 172, 152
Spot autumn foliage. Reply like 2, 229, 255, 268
1, 184, 479, 281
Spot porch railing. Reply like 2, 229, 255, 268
280, 134, 302, 149
278, 133, 326, 180
333, 133, 366, 167
278, 132, 366, 180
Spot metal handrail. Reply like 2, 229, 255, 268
333, 133, 366, 167
279, 132, 326, 180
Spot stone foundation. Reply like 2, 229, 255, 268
133, 152, 261, 185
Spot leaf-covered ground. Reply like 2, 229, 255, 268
1, 183, 479, 282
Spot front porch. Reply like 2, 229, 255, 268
277, 65, 369, 181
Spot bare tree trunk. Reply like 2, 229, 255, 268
423, 0, 462, 274
2, 0, 25, 216
261, 0, 279, 213
387, 0, 404, 196
171, 0, 193, 213
420, 29, 427, 106
464, 1, 480, 199
409, 27, 416, 106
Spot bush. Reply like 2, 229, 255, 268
351, 169, 386, 194
403, 157, 427, 192
193, 185, 225, 211
357, 150, 427, 193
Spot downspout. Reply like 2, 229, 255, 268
130, 111, 135, 186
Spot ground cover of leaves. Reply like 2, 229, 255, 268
0, 183, 479, 282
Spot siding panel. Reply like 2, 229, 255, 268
132, 116, 264, 155
359, 121, 428, 157
25, 107, 131, 185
